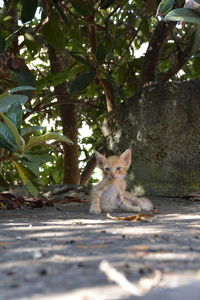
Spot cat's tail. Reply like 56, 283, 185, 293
123, 191, 153, 211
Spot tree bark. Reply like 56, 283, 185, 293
48, 46, 80, 184
139, 21, 175, 88
87, 16, 115, 112
80, 154, 96, 186
80, 145, 105, 185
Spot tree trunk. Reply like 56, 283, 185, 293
87, 16, 115, 112
48, 46, 80, 184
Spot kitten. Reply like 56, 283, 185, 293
89, 149, 153, 213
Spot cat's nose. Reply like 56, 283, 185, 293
111, 173, 116, 178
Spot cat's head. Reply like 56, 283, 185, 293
95, 149, 132, 179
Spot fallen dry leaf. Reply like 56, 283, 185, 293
135, 245, 150, 251
153, 208, 159, 214
107, 213, 156, 222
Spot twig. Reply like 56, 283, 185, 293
39, 100, 105, 111
99, 260, 162, 297
99, 260, 143, 296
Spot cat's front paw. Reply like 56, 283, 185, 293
89, 206, 101, 214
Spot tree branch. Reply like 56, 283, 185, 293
159, 37, 194, 82
80, 153, 97, 186
80, 145, 105, 185
35, 99, 106, 112
139, 20, 175, 88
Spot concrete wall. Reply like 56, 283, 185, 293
104, 80, 200, 196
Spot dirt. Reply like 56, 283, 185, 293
0, 197, 200, 300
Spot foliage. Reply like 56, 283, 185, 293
0, 0, 200, 188
0, 87, 72, 195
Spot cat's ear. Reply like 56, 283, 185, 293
95, 151, 106, 168
120, 149, 132, 168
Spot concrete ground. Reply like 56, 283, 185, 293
0, 197, 200, 300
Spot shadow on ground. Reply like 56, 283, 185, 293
0, 197, 200, 300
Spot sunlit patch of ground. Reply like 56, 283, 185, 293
0, 197, 200, 300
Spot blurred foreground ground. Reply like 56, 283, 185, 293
1, 197, 200, 300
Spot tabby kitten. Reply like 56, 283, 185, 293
89, 149, 153, 213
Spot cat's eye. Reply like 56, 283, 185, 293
116, 166, 121, 171
104, 167, 110, 172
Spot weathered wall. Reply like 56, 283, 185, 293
104, 80, 200, 196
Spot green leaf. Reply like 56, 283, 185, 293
96, 43, 107, 64
21, 153, 52, 176
13, 161, 39, 196
21, 0, 38, 23
165, 8, 200, 24
67, 64, 90, 79
70, 0, 94, 16
42, 11, 65, 52
23, 153, 52, 164
7, 102, 23, 131
21, 152, 52, 177
69, 69, 96, 94
100, 0, 117, 9
25, 132, 73, 151
10, 86, 36, 93
0, 113, 23, 151
37, 70, 69, 90
0, 136, 15, 152
48, 71, 68, 86
69, 51, 90, 65
21, 126, 45, 137
21, 161, 40, 176
0, 94, 28, 113
0, 122, 16, 152
11, 68, 36, 88
156, 0, 175, 16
